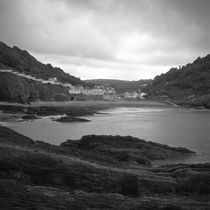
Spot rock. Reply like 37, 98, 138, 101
27, 105, 104, 116
168, 164, 210, 194
22, 114, 40, 120
54, 116, 90, 123
117, 151, 130, 162
120, 174, 140, 197
0, 126, 209, 209
61, 135, 195, 166
0, 125, 34, 145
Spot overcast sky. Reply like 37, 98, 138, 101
0, 0, 210, 80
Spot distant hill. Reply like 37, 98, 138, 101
0, 42, 86, 103
86, 79, 152, 93
147, 54, 210, 107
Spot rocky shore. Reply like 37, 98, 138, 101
0, 100, 171, 124
0, 102, 108, 123
0, 125, 209, 209
54, 116, 90, 123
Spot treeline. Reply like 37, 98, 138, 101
86, 79, 152, 93
146, 54, 210, 105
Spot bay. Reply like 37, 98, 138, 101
7, 107, 210, 163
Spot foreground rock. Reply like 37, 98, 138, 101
61, 135, 195, 166
0, 126, 209, 209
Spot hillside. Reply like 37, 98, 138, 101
86, 79, 152, 93
0, 42, 86, 103
0, 41, 84, 85
147, 55, 210, 107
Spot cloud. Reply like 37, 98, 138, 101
0, 0, 209, 80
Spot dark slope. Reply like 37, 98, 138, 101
147, 55, 210, 107
0, 72, 70, 103
0, 41, 88, 103
0, 41, 84, 85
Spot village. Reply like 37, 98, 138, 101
0, 69, 147, 100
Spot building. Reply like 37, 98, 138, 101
48, 77, 58, 83
123, 92, 139, 99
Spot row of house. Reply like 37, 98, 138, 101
0, 69, 73, 88
123, 91, 147, 100
1, 69, 147, 99
0, 69, 116, 97
68, 86, 116, 96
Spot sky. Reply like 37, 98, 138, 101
0, 0, 210, 80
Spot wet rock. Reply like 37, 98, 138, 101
22, 114, 40, 120
54, 116, 90, 122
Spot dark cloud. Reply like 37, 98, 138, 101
0, 0, 209, 79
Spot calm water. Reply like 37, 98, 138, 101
5, 107, 210, 163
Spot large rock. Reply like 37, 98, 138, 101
61, 135, 195, 166
54, 116, 90, 122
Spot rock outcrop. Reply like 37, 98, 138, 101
54, 116, 90, 122
0, 126, 209, 209
61, 135, 194, 166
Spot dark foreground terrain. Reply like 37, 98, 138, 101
0, 126, 209, 209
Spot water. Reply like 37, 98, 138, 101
6, 107, 210, 163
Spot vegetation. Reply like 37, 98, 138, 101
86, 79, 152, 93
147, 55, 210, 107
0, 41, 88, 103
0, 41, 85, 85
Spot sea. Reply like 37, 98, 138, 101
5, 107, 210, 164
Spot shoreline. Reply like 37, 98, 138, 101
1, 101, 209, 165
1, 99, 209, 112
0, 125, 209, 209
0, 99, 171, 108
0, 98, 207, 118
0, 100, 171, 122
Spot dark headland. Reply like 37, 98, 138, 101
0, 125, 209, 210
